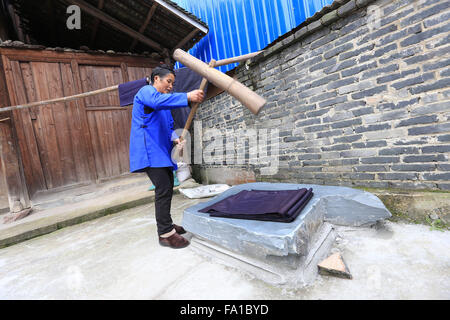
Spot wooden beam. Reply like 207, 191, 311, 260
89, 0, 105, 47
129, 3, 157, 51
66, 0, 164, 52
175, 28, 198, 50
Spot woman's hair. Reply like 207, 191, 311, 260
151, 64, 175, 83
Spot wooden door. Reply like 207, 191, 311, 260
79, 65, 133, 180
4, 59, 95, 196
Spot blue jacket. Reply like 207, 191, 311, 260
129, 85, 188, 173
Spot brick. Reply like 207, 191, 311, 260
354, 165, 388, 172
373, 43, 398, 59
437, 134, 450, 142
403, 155, 447, 163
400, 2, 450, 27
340, 15, 367, 35
297, 153, 321, 160
391, 164, 436, 172
306, 108, 332, 118
319, 96, 348, 108
417, 0, 443, 9
424, 11, 450, 28
341, 61, 377, 77
351, 85, 387, 99
339, 79, 375, 94
361, 157, 400, 164
323, 110, 354, 123
396, 115, 439, 127
309, 91, 337, 103
348, 173, 376, 180
411, 101, 450, 116
316, 129, 343, 138
382, 0, 413, 16
437, 163, 450, 171
352, 140, 387, 148
423, 173, 450, 180
379, 146, 419, 155
324, 43, 354, 59
303, 124, 330, 133
310, 33, 339, 50
328, 77, 359, 91
378, 23, 421, 47
294, 117, 321, 128
331, 118, 362, 129
408, 123, 450, 136
333, 134, 362, 143
390, 73, 435, 90
440, 68, 450, 77
309, 74, 340, 89
380, 46, 421, 64
400, 23, 450, 47
352, 107, 374, 116
355, 123, 391, 133
396, 98, 419, 109
361, 64, 399, 80
421, 145, 450, 153
269, 111, 291, 119
437, 183, 450, 190
324, 58, 357, 74
292, 104, 316, 113
310, 58, 338, 72
334, 101, 367, 112
404, 45, 450, 65
358, 24, 398, 45
394, 137, 428, 146
409, 78, 450, 95
322, 144, 352, 151
379, 7, 415, 29
426, 33, 450, 49
378, 173, 418, 180
340, 149, 377, 157
283, 136, 305, 142
377, 67, 419, 84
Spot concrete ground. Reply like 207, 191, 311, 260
0, 173, 199, 249
0, 183, 449, 299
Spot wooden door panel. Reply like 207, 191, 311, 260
7, 60, 95, 193
80, 65, 131, 179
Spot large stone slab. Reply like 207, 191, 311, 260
182, 183, 391, 259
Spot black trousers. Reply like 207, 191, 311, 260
145, 167, 174, 236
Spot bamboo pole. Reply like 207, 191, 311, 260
0, 85, 119, 113
180, 59, 216, 141
214, 50, 262, 67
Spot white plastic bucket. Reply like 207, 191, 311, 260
176, 162, 191, 182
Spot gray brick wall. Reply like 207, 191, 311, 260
190, 0, 450, 191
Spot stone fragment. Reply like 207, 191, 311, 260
318, 252, 352, 279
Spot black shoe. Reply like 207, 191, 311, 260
159, 232, 190, 249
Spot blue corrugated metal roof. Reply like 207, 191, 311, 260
173, 0, 334, 72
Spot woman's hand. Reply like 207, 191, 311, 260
187, 89, 205, 103
174, 138, 186, 150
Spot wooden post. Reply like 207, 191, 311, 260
0, 56, 31, 213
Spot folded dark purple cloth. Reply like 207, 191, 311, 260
118, 78, 148, 106
199, 188, 314, 223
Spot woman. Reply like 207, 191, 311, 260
129, 64, 204, 249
